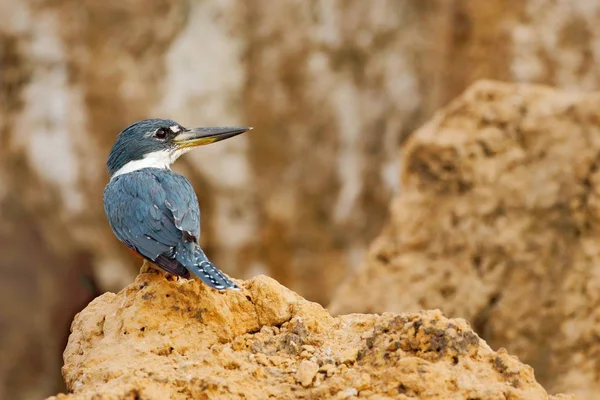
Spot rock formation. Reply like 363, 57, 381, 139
329, 80, 600, 399
49, 272, 575, 400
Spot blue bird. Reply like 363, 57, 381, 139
103, 118, 251, 290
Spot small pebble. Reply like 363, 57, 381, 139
296, 360, 319, 387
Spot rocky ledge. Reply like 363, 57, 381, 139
49, 273, 575, 399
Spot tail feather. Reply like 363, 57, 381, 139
175, 243, 239, 290
187, 260, 240, 291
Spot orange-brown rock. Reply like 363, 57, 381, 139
329, 80, 600, 399
49, 272, 574, 399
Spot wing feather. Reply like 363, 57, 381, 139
157, 172, 201, 241
103, 169, 201, 261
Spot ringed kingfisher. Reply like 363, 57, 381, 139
103, 119, 251, 290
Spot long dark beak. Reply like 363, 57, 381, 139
173, 126, 252, 148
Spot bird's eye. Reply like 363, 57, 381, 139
154, 127, 169, 140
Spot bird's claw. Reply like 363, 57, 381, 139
140, 259, 154, 274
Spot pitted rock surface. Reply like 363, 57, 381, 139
49, 273, 574, 399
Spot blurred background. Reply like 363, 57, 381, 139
2, 0, 600, 399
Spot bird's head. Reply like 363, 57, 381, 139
107, 118, 251, 179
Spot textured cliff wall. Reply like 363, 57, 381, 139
49, 272, 576, 400
3, 1, 600, 399
329, 81, 600, 399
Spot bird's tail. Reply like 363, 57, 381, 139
179, 244, 240, 291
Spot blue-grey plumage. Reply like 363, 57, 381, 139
103, 118, 251, 290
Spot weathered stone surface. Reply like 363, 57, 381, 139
329, 80, 600, 399
49, 273, 574, 400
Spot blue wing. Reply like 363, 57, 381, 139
104, 168, 238, 289
103, 168, 200, 266
157, 171, 201, 241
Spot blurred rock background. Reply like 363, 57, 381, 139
330, 81, 600, 399
1, 0, 600, 399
